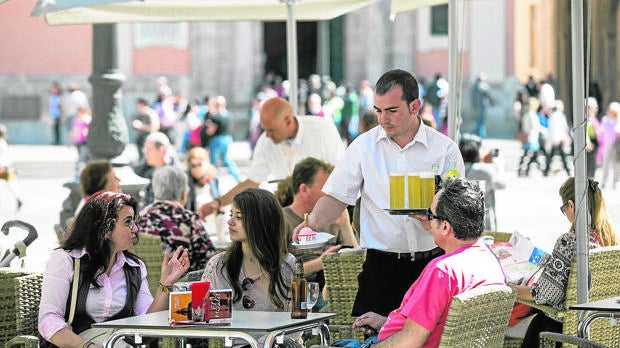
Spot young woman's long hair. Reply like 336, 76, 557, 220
560, 177, 617, 246
62, 191, 140, 287
221, 188, 291, 309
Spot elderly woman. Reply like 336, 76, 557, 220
39, 191, 190, 348
138, 165, 215, 271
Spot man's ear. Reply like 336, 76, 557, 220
440, 220, 451, 236
299, 183, 309, 194
410, 99, 421, 116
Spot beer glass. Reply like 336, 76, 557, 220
420, 172, 435, 208
407, 173, 421, 208
389, 173, 405, 209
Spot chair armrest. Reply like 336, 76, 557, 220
539, 332, 606, 348
516, 299, 563, 322
5, 335, 40, 348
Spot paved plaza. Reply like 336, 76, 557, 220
1, 139, 619, 272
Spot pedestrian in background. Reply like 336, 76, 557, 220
49, 81, 63, 145
471, 73, 494, 138
600, 101, 620, 188
0, 124, 23, 211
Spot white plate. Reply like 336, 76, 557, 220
291, 232, 335, 250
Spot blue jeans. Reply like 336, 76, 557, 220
209, 135, 240, 182
332, 335, 378, 348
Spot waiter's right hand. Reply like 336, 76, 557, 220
409, 213, 431, 231
199, 201, 219, 218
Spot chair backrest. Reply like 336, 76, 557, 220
14, 272, 43, 338
0, 269, 44, 347
539, 332, 607, 348
563, 246, 620, 346
439, 284, 516, 348
132, 233, 164, 295
322, 249, 365, 342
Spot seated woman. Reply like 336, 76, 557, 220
201, 188, 293, 310
508, 177, 617, 346
201, 188, 296, 345
138, 165, 215, 271
74, 159, 122, 215
39, 191, 190, 348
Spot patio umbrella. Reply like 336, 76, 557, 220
31, 0, 379, 113
392, 0, 590, 304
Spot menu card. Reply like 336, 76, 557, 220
489, 231, 550, 285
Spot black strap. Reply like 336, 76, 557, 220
71, 259, 142, 335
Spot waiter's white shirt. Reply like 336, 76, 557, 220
322, 122, 464, 253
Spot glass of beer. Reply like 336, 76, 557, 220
389, 173, 406, 209
407, 173, 421, 208
420, 172, 435, 208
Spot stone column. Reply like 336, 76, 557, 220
87, 23, 128, 159
59, 24, 148, 230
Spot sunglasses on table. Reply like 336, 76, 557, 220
241, 277, 255, 309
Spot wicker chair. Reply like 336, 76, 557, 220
0, 269, 30, 346
132, 232, 164, 295
539, 332, 607, 348
512, 246, 620, 347
6, 272, 43, 348
438, 284, 516, 348
322, 249, 366, 343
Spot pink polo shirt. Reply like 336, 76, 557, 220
377, 239, 506, 346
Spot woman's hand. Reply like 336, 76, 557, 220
160, 246, 190, 286
352, 311, 387, 336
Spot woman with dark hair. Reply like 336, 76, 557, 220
201, 188, 294, 312
73, 159, 122, 216
39, 191, 190, 348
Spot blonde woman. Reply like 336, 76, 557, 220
509, 177, 617, 346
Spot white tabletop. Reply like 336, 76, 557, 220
94, 310, 337, 331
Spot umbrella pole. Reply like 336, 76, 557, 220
447, 0, 459, 142
570, 0, 589, 305
285, 0, 299, 115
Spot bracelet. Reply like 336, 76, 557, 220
214, 197, 222, 208
158, 282, 172, 295
82, 341, 95, 348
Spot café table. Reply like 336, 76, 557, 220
93, 310, 338, 348
569, 296, 620, 339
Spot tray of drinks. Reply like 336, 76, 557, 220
384, 208, 427, 215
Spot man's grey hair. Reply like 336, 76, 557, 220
152, 165, 187, 202
436, 177, 485, 240
145, 131, 171, 148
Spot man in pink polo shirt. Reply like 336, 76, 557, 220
352, 177, 506, 347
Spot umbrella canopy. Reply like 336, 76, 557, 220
31, 0, 377, 114
390, 0, 448, 17
33, 0, 376, 24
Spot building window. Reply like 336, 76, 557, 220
134, 23, 189, 49
431, 5, 448, 36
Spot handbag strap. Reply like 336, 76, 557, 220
67, 257, 80, 326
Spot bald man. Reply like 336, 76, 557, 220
199, 97, 345, 217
